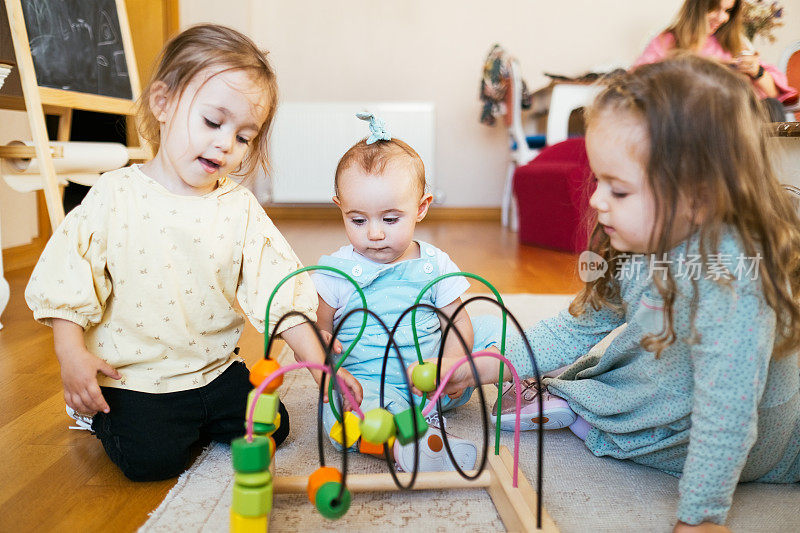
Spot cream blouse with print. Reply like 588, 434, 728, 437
25, 165, 317, 393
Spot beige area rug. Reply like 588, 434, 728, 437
140, 294, 800, 532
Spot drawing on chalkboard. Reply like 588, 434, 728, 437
97, 9, 117, 46
0, 0, 146, 231
112, 50, 127, 77
21, 0, 132, 99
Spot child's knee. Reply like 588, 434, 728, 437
115, 446, 190, 482
94, 413, 193, 481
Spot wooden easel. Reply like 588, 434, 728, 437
0, 0, 149, 231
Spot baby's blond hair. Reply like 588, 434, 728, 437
334, 138, 426, 197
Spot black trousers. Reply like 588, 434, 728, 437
92, 361, 290, 481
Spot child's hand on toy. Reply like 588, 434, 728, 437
407, 347, 505, 398
407, 357, 471, 398
316, 331, 359, 408
319, 330, 343, 355
58, 345, 121, 415
321, 367, 363, 412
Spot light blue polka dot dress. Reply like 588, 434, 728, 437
313, 242, 501, 444
506, 229, 800, 525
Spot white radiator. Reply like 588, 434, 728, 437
267, 102, 435, 203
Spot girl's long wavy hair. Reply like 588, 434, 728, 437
136, 24, 278, 179
669, 0, 747, 54
571, 54, 800, 359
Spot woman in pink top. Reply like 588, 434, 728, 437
634, 0, 798, 120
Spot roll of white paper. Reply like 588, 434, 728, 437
0, 64, 12, 91
5, 140, 129, 174
2, 173, 103, 193
2, 140, 129, 193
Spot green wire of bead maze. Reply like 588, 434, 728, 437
410, 272, 508, 455
264, 265, 367, 423
264, 266, 509, 444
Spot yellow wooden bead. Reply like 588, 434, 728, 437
328, 411, 361, 448
230, 510, 268, 533
266, 412, 281, 435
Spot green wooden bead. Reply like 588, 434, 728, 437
359, 407, 396, 444
393, 405, 428, 445
246, 389, 279, 425
231, 436, 270, 473
411, 362, 438, 392
235, 470, 272, 487
244, 421, 276, 434
232, 482, 273, 517
314, 481, 351, 520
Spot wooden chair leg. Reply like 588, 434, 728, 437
502, 161, 516, 227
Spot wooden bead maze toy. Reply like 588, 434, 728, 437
230, 266, 558, 532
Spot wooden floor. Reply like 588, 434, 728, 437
0, 218, 581, 532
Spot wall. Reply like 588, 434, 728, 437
2, 0, 799, 248
0, 112, 37, 248
180, 0, 800, 207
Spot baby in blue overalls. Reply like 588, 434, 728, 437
313, 114, 500, 472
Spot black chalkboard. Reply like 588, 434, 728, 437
17, 0, 133, 99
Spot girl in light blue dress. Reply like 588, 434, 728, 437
313, 114, 500, 472
416, 55, 800, 531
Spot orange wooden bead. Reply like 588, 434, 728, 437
306, 466, 341, 504
358, 438, 385, 456
268, 436, 276, 458
249, 359, 283, 392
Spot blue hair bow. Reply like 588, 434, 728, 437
356, 112, 391, 144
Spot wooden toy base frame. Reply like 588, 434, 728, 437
272, 446, 558, 532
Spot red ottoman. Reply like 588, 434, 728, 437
513, 138, 595, 253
